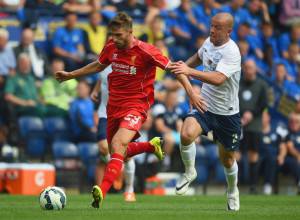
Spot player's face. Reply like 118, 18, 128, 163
210, 18, 230, 46
110, 27, 132, 49
289, 114, 300, 132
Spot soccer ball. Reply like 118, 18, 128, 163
39, 186, 67, 210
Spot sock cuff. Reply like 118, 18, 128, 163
225, 160, 238, 175
111, 153, 124, 161
180, 142, 196, 150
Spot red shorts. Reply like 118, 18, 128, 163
106, 105, 147, 144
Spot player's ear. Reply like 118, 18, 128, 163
227, 28, 232, 36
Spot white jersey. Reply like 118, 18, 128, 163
198, 38, 241, 115
97, 65, 112, 119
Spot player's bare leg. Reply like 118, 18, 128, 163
95, 139, 110, 185
92, 128, 136, 208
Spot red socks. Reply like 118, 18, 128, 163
100, 153, 124, 197
100, 142, 155, 197
126, 142, 154, 158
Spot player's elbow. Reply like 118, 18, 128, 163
212, 78, 225, 86
213, 74, 227, 86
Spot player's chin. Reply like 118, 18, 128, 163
115, 43, 124, 49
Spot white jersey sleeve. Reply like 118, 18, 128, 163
216, 46, 241, 78
197, 38, 209, 61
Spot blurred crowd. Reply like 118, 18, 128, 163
1, 0, 300, 194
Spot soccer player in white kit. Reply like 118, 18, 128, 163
91, 65, 137, 202
170, 13, 241, 211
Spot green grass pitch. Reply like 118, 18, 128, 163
0, 194, 300, 220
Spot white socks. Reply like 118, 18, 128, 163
224, 160, 238, 194
124, 159, 135, 193
180, 142, 196, 175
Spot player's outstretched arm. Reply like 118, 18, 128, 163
55, 61, 107, 82
170, 61, 227, 86
90, 79, 101, 102
185, 53, 202, 68
168, 65, 207, 113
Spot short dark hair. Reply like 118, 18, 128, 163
108, 12, 133, 31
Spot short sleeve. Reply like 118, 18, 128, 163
197, 38, 209, 60
52, 28, 62, 48
4, 76, 15, 94
216, 47, 241, 78
97, 40, 114, 65
149, 46, 170, 70
197, 46, 204, 60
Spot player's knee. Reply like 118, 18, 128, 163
180, 130, 195, 145
164, 132, 174, 144
221, 157, 235, 168
111, 137, 127, 154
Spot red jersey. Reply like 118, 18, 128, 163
98, 38, 169, 112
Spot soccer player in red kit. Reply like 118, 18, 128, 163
55, 12, 170, 208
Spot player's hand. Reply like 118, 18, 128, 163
90, 90, 99, 102
277, 155, 285, 165
169, 61, 191, 76
25, 100, 36, 107
190, 93, 207, 113
241, 111, 253, 126
55, 71, 72, 82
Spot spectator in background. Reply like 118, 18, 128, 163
151, 89, 183, 171
272, 63, 289, 89
84, 11, 107, 60
0, 28, 16, 77
4, 53, 46, 118
22, 0, 61, 28
52, 12, 86, 71
238, 39, 250, 61
140, 15, 166, 45
69, 80, 97, 143
115, 0, 148, 23
259, 22, 280, 59
279, 0, 300, 27
239, 59, 268, 194
281, 43, 300, 81
13, 28, 49, 80
193, 0, 219, 35
40, 59, 77, 118
217, 0, 248, 32
278, 25, 300, 59
270, 62, 300, 100
246, 0, 270, 35
140, 15, 169, 81
232, 22, 263, 61
281, 112, 300, 194
0, 0, 25, 12
260, 111, 287, 195
62, 0, 100, 15
171, 0, 214, 45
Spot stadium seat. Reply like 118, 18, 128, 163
26, 137, 47, 158
52, 141, 79, 159
18, 116, 44, 138
18, 117, 47, 158
77, 142, 99, 183
44, 117, 70, 141
77, 142, 99, 164
52, 141, 81, 188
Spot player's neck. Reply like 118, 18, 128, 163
214, 38, 230, 47
124, 36, 136, 50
